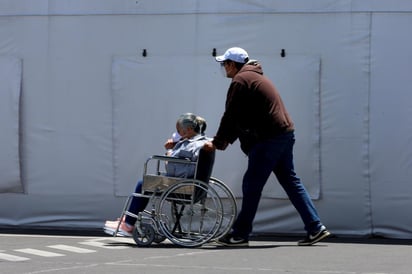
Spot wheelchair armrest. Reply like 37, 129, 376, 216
144, 155, 196, 176
149, 155, 194, 164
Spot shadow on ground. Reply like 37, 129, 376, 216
1, 226, 411, 246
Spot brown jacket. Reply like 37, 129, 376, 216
212, 61, 294, 153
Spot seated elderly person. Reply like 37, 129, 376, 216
104, 113, 211, 236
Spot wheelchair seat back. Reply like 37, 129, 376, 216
194, 148, 215, 182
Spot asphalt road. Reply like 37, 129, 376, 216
0, 232, 411, 274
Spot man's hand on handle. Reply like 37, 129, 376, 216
203, 141, 216, 152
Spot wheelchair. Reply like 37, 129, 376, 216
107, 149, 237, 248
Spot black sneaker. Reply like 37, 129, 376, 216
216, 233, 249, 247
298, 225, 330, 246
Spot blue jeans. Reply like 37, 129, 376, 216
232, 131, 323, 239
125, 180, 148, 226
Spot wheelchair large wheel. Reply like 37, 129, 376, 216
209, 177, 237, 240
157, 179, 223, 247
132, 223, 155, 247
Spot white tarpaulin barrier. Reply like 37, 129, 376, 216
0, 56, 22, 193
111, 55, 321, 199
0, 0, 412, 238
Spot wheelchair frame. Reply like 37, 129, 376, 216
108, 154, 237, 248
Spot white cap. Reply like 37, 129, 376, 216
215, 47, 249, 63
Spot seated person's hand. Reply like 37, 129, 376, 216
164, 139, 175, 150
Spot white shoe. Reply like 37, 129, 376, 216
103, 226, 133, 237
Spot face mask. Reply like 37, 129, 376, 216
220, 63, 228, 78
171, 132, 181, 143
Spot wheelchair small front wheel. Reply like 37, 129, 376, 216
132, 223, 155, 247
153, 234, 167, 243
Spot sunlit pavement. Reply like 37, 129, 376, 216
0, 231, 411, 274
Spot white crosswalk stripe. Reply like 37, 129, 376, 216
48, 244, 96, 253
0, 251, 30, 262
15, 248, 65, 257
0, 238, 130, 261
79, 239, 129, 249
